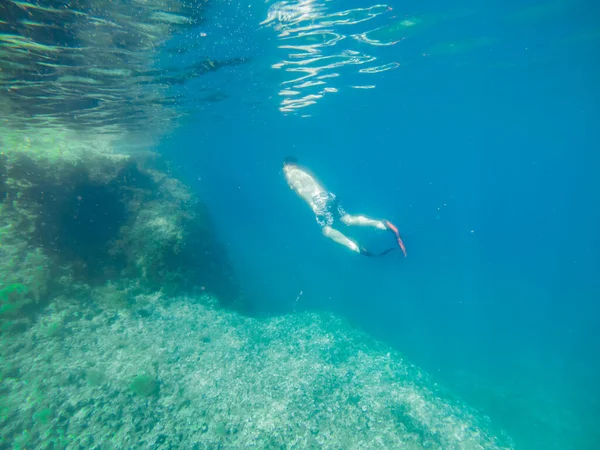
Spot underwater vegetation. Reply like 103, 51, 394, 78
0, 283, 28, 318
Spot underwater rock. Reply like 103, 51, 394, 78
0, 145, 244, 327
0, 295, 516, 449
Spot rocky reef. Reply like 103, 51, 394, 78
0, 294, 514, 449
0, 129, 244, 333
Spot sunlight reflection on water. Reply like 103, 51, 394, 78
260, 0, 401, 114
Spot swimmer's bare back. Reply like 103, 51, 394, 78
283, 164, 327, 215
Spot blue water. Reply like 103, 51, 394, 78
158, 0, 599, 448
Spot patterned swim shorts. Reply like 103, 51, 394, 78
313, 192, 347, 228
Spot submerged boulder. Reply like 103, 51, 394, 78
0, 133, 244, 328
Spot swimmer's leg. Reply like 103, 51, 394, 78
341, 213, 407, 257
322, 225, 361, 253
340, 213, 387, 230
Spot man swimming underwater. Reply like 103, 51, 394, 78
282, 156, 407, 257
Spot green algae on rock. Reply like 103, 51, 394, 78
130, 373, 160, 398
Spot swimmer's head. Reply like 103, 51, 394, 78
283, 155, 298, 167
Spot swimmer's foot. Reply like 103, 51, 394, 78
359, 245, 373, 257
360, 245, 396, 258
384, 220, 407, 257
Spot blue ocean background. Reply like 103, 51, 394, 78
161, 0, 600, 448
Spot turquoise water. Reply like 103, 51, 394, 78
1, 0, 599, 448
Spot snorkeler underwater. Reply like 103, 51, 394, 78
282, 156, 407, 257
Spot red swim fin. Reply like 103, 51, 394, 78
384, 220, 407, 257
